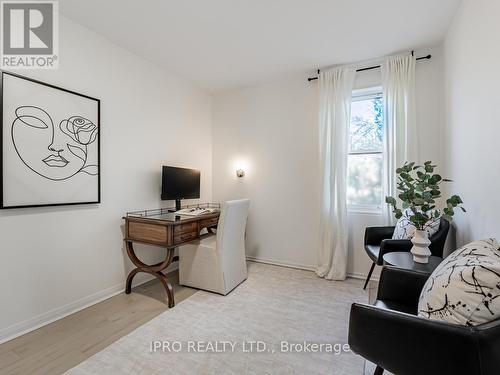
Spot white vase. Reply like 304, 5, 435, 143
411, 229, 432, 264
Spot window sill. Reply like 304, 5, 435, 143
347, 206, 382, 215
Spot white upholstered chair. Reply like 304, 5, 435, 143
179, 199, 250, 295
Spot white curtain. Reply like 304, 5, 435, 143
381, 54, 418, 224
317, 67, 355, 281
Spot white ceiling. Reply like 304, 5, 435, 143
60, 0, 461, 93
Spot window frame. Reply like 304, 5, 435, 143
347, 87, 384, 214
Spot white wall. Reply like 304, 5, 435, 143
443, 0, 500, 245
212, 46, 444, 278
212, 77, 319, 270
0, 16, 212, 342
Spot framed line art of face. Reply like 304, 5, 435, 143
1, 72, 100, 209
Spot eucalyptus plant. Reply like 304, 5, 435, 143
385, 161, 466, 230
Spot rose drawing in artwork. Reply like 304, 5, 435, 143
11, 106, 99, 181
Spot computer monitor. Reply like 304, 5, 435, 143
161, 166, 200, 211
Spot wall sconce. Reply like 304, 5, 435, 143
236, 169, 245, 178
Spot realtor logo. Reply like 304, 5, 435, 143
1, 1, 58, 69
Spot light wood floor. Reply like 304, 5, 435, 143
0, 270, 378, 375
0, 271, 197, 375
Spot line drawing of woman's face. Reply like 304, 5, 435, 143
11, 106, 98, 181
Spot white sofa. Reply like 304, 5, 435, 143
179, 199, 250, 295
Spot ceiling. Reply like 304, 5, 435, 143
60, 0, 461, 93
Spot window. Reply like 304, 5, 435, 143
347, 89, 384, 211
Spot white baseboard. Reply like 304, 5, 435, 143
346, 271, 380, 283
0, 283, 124, 345
246, 256, 379, 282
0, 266, 179, 345
246, 256, 316, 272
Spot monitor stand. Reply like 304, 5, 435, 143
175, 198, 182, 211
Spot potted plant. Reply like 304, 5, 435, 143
385, 161, 466, 263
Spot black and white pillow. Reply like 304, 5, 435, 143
418, 238, 500, 326
392, 209, 440, 240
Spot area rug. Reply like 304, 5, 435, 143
66, 262, 367, 375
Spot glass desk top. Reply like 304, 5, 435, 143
126, 203, 220, 222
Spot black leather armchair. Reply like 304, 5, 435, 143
349, 266, 500, 375
363, 218, 450, 289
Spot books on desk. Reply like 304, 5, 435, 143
176, 207, 219, 216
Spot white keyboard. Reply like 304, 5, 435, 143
176, 207, 219, 216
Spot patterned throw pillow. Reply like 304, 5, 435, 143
392, 209, 440, 240
418, 238, 500, 326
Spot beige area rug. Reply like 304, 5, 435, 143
66, 262, 368, 375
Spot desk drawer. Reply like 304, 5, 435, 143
200, 217, 219, 229
174, 231, 198, 244
173, 222, 198, 235
128, 222, 167, 244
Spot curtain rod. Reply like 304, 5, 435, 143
307, 54, 432, 82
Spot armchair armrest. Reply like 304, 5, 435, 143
364, 226, 395, 246
377, 266, 430, 309
377, 239, 413, 265
475, 319, 500, 375
348, 303, 480, 375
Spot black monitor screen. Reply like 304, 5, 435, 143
161, 166, 200, 200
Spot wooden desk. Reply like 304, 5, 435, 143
123, 208, 219, 307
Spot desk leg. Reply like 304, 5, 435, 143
125, 241, 175, 308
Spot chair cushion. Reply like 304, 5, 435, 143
364, 245, 380, 262
418, 238, 500, 326
392, 209, 440, 240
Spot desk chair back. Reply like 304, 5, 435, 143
216, 199, 250, 292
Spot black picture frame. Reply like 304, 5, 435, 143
0, 71, 101, 209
